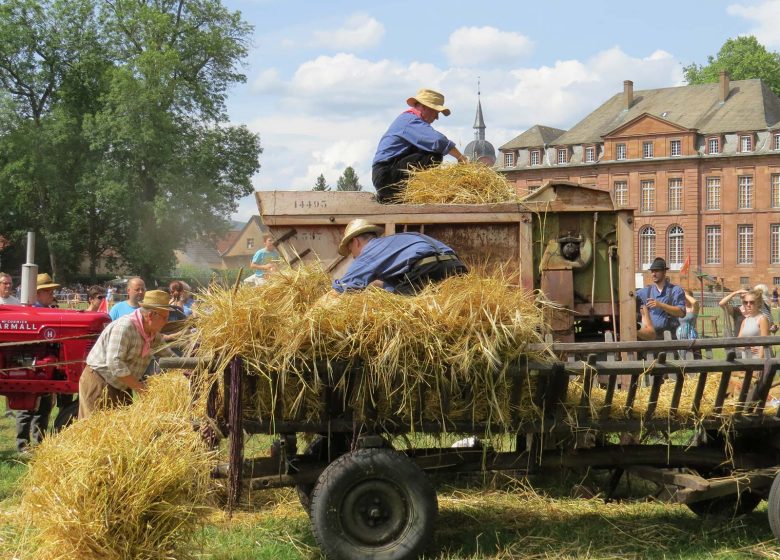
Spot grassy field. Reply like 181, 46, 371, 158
0, 398, 779, 560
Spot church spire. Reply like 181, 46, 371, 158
473, 78, 486, 141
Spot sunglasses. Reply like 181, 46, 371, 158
743, 300, 757, 304
92, 295, 105, 300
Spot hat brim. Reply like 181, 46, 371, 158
37, 283, 60, 290
406, 97, 451, 116
140, 302, 177, 311
338, 225, 384, 257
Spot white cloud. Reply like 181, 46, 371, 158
728, 1, 780, 47
312, 13, 385, 51
444, 26, 533, 67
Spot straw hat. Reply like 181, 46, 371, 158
36, 273, 60, 290
406, 88, 451, 116
338, 219, 384, 256
140, 290, 177, 311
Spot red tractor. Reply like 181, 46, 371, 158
0, 305, 110, 428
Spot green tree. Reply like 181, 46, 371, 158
684, 36, 780, 96
313, 173, 329, 191
336, 166, 362, 191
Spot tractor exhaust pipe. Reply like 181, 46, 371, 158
20, 232, 38, 305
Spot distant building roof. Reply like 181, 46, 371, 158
554, 79, 780, 146
215, 230, 242, 255
500, 125, 567, 150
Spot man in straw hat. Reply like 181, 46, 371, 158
14, 272, 63, 453
636, 257, 685, 339
78, 290, 176, 419
372, 88, 468, 203
333, 218, 467, 295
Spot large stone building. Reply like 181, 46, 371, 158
497, 73, 780, 288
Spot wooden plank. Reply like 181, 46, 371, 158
616, 210, 636, 343
626, 466, 710, 491
518, 217, 534, 292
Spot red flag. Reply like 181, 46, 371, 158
97, 296, 108, 314
680, 254, 691, 276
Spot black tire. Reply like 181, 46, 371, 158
687, 491, 762, 518
309, 448, 437, 560
53, 400, 79, 432
768, 470, 780, 538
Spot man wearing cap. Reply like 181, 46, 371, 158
372, 88, 468, 203
332, 218, 467, 295
636, 257, 686, 339
109, 277, 146, 321
78, 290, 176, 419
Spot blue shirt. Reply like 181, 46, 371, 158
109, 300, 139, 321
252, 248, 280, 277
372, 111, 455, 165
333, 233, 456, 293
637, 281, 685, 331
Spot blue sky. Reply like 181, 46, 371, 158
223, 0, 780, 220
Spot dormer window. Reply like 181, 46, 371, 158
585, 146, 596, 163
530, 149, 540, 166
504, 152, 515, 167
708, 137, 719, 154
557, 148, 568, 164
740, 134, 753, 152
774, 133, 780, 151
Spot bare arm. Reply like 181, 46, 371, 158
116, 374, 146, 393
448, 146, 468, 163
719, 289, 745, 308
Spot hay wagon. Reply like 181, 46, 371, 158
175, 335, 780, 560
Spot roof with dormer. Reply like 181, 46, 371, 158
499, 125, 567, 150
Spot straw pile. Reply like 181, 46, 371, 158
19, 372, 214, 560
190, 265, 551, 429
395, 162, 518, 204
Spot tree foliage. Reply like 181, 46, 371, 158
684, 36, 780, 96
312, 173, 329, 191
336, 166, 362, 191
0, 0, 261, 282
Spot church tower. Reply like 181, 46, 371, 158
464, 80, 496, 165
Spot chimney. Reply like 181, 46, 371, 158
719, 71, 730, 102
623, 80, 633, 110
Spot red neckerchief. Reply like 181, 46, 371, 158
405, 107, 423, 118
129, 308, 154, 357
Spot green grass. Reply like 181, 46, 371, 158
1, 403, 780, 559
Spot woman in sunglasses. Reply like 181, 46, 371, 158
85, 285, 106, 312
737, 289, 771, 358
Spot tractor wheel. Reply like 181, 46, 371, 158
309, 448, 437, 560
687, 491, 762, 519
768, 470, 780, 538
53, 401, 79, 432
296, 434, 351, 515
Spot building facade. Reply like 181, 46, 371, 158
497, 74, 780, 288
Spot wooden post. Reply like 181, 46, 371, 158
227, 357, 244, 514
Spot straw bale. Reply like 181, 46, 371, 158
19, 372, 214, 560
396, 162, 518, 204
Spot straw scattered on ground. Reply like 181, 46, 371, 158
18, 372, 215, 560
396, 162, 518, 204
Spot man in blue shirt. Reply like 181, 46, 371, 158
109, 277, 146, 321
372, 88, 468, 203
636, 257, 686, 339
333, 218, 467, 295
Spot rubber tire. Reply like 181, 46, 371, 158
768, 470, 780, 538
296, 434, 350, 515
53, 401, 79, 432
687, 491, 762, 519
309, 448, 437, 560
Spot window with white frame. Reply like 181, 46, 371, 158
640, 180, 655, 212
705, 225, 721, 264
639, 226, 656, 269
705, 177, 721, 210
741, 276, 751, 287
738, 176, 753, 209
670, 140, 681, 157
740, 135, 753, 152
585, 146, 595, 163
708, 137, 719, 154
668, 226, 684, 268
642, 141, 654, 158
668, 178, 683, 211
246, 237, 255, 249
772, 224, 780, 264
530, 150, 540, 166
504, 152, 515, 167
775, 133, 780, 151
774, 276, 780, 286
613, 181, 628, 207
616, 143, 626, 160
738, 224, 754, 265
772, 174, 780, 208
557, 148, 567, 164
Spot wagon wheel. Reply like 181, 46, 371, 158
53, 401, 79, 432
766, 470, 780, 537
309, 448, 437, 560
296, 433, 351, 515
